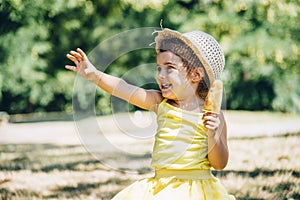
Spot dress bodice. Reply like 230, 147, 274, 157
151, 99, 211, 170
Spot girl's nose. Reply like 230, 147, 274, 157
158, 69, 166, 80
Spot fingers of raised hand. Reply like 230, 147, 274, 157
70, 50, 84, 62
66, 48, 89, 74
65, 65, 77, 72
66, 53, 79, 65
66, 48, 86, 63
76, 48, 87, 59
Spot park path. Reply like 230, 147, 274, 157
1, 111, 300, 145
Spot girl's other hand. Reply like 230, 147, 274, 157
202, 112, 220, 135
65, 48, 99, 82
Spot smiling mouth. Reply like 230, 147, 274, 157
161, 83, 172, 90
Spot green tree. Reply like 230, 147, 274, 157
0, 0, 299, 114
0, 0, 126, 113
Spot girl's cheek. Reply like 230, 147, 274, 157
168, 73, 181, 83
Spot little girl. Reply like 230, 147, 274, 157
66, 28, 235, 199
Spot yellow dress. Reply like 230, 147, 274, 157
112, 99, 235, 200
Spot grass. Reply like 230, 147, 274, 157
0, 143, 146, 200
0, 134, 299, 199
1, 110, 300, 199
225, 134, 300, 200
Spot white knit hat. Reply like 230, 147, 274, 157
155, 28, 225, 86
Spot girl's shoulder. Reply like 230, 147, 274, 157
147, 91, 164, 113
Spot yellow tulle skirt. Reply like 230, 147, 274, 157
112, 169, 235, 200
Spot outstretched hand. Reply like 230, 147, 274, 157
65, 48, 99, 82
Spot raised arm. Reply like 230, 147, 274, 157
65, 48, 163, 111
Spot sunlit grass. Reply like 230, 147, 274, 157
0, 134, 299, 199
1, 110, 300, 199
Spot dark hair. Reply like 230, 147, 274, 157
158, 38, 209, 99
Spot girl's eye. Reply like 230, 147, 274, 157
157, 66, 161, 72
167, 66, 174, 71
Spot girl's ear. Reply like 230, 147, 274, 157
190, 67, 204, 83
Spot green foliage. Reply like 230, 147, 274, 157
0, 0, 299, 114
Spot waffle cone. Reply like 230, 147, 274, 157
203, 80, 223, 114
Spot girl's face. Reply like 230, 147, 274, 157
156, 51, 196, 101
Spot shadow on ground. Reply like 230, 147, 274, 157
1, 134, 300, 199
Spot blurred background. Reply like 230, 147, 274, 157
0, 0, 300, 199
1, 0, 299, 117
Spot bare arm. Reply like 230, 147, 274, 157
203, 112, 229, 170
65, 48, 163, 111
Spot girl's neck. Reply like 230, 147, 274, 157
167, 97, 204, 112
